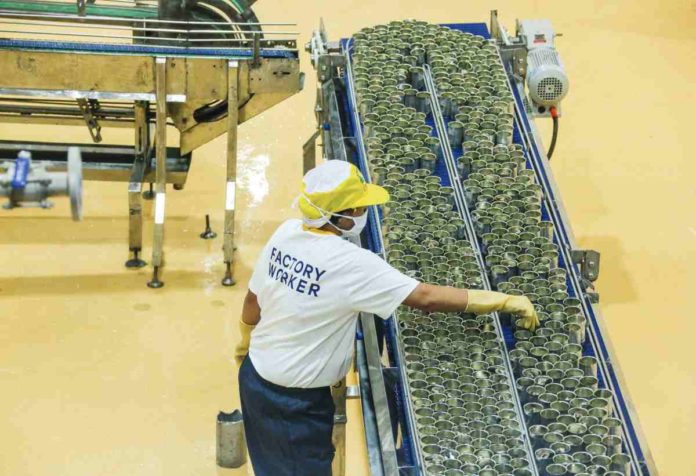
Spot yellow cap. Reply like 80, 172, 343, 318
298, 161, 389, 221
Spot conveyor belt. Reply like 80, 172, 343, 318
0, 38, 297, 58
422, 59, 539, 474
342, 28, 535, 475
0, 1, 157, 19
336, 20, 655, 476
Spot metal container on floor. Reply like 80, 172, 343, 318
216, 410, 247, 468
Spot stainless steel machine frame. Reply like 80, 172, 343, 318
0, 1, 302, 287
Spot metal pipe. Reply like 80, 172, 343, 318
0, 28, 293, 43
0, 18, 298, 35
0, 10, 296, 26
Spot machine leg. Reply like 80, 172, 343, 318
127, 101, 149, 269
126, 181, 147, 268
142, 182, 155, 200
303, 129, 320, 175
331, 378, 347, 476
148, 58, 168, 289
221, 60, 239, 287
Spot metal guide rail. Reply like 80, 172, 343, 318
0, 0, 298, 50
0, 15, 298, 53
308, 18, 655, 476
502, 58, 657, 476
421, 61, 538, 475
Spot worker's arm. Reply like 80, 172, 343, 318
235, 290, 260, 366
242, 289, 261, 325
403, 283, 469, 313
403, 283, 539, 331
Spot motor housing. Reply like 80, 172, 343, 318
518, 19, 569, 112
526, 47, 569, 108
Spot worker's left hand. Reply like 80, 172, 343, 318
234, 320, 256, 367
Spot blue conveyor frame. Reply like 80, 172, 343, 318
335, 22, 656, 476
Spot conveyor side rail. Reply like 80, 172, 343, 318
506, 65, 657, 476
340, 39, 421, 474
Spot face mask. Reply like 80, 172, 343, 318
298, 194, 368, 238
332, 210, 368, 238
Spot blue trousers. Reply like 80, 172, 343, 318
239, 357, 335, 476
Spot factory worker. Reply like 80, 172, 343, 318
234, 160, 539, 476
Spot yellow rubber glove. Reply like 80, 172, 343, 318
234, 320, 256, 367
465, 290, 540, 331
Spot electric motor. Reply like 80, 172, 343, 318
526, 47, 569, 107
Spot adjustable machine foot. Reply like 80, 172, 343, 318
221, 262, 235, 287
142, 183, 155, 200
125, 249, 147, 269
200, 214, 217, 240
147, 266, 164, 288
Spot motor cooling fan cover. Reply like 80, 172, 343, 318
526, 47, 569, 107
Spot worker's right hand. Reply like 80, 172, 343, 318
466, 290, 540, 332
504, 295, 540, 332
234, 320, 256, 367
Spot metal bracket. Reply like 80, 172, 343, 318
76, 0, 95, 16
76, 98, 103, 143
511, 47, 528, 78
331, 377, 348, 476
359, 313, 399, 476
490, 10, 501, 40
346, 385, 360, 399
318, 80, 347, 162
571, 249, 601, 282
317, 54, 345, 83
251, 33, 261, 69
302, 128, 320, 175
308, 20, 345, 80
582, 279, 601, 304
489, 10, 527, 79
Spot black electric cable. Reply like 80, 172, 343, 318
547, 106, 559, 160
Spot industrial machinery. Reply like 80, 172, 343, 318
307, 13, 656, 476
498, 19, 570, 117
0, 0, 302, 287
0, 147, 82, 220
492, 15, 569, 160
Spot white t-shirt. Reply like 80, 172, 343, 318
247, 219, 419, 388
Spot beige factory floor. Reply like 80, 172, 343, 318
0, 1, 694, 475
